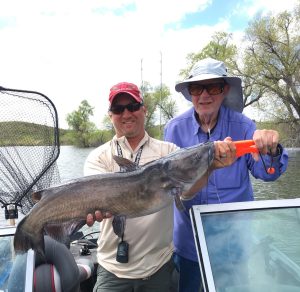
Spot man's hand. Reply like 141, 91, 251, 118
252, 129, 280, 161
213, 137, 237, 169
86, 211, 112, 227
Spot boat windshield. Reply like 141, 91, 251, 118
191, 199, 300, 292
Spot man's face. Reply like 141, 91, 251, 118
189, 79, 229, 119
109, 93, 146, 138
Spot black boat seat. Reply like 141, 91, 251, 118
34, 236, 94, 292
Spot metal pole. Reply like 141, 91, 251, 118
141, 58, 144, 95
160, 51, 162, 137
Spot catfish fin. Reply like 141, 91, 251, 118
113, 155, 140, 172
174, 194, 186, 211
14, 215, 45, 258
44, 219, 86, 246
170, 187, 186, 211
112, 215, 126, 238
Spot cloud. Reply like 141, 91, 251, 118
244, 0, 298, 17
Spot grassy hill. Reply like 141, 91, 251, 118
0, 121, 66, 146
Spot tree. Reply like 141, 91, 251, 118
238, 6, 300, 146
142, 82, 177, 138
241, 9, 300, 121
66, 100, 96, 147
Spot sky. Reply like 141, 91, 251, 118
0, 0, 298, 129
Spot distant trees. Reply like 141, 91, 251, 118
66, 100, 96, 147
142, 82, 177, 139
66, 100, 111, 147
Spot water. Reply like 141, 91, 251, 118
56, 146, 94, 182
252, 148, 300, 200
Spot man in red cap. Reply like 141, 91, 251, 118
84, 82, 179, 291
84, 81, 236, 291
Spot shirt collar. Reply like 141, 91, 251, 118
191, 109, 201, 136
191, 106, 226, 138
112, 132, 149, 152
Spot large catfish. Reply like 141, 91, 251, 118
14, 142, 215, 255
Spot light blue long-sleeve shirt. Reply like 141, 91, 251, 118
164, 106, 289, 261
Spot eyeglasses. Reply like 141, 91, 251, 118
109, 102, 143, 115
188, 83, 225, 96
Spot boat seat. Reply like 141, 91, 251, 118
34, 236, 94, 292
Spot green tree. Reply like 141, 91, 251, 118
241, 8, 300, 121
143, 83, 177, 138
66, 100, 96, 147
238, 5, 300, 145
102, 114, 115, 140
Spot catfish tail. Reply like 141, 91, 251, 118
13, 216, 45, 258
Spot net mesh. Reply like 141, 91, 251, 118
0, 87, 60, 216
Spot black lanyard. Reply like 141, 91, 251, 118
114, 141, 144, 263
116, 141, 144, 171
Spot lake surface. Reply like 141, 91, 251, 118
57, 146, 93, 181
252, 148, 300, 200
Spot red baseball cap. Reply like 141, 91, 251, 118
109, 82, 143, 104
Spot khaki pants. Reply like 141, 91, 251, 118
93, 258, 176, 292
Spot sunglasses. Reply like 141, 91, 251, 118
110, 102, 143, 115
188, 82, 225, 96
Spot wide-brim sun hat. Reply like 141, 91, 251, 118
175, 57, 243, 112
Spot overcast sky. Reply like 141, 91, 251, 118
0, 0, 298, 128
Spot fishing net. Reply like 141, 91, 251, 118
0, 86, 60, 218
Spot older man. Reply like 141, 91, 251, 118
164, 57, 289, 292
